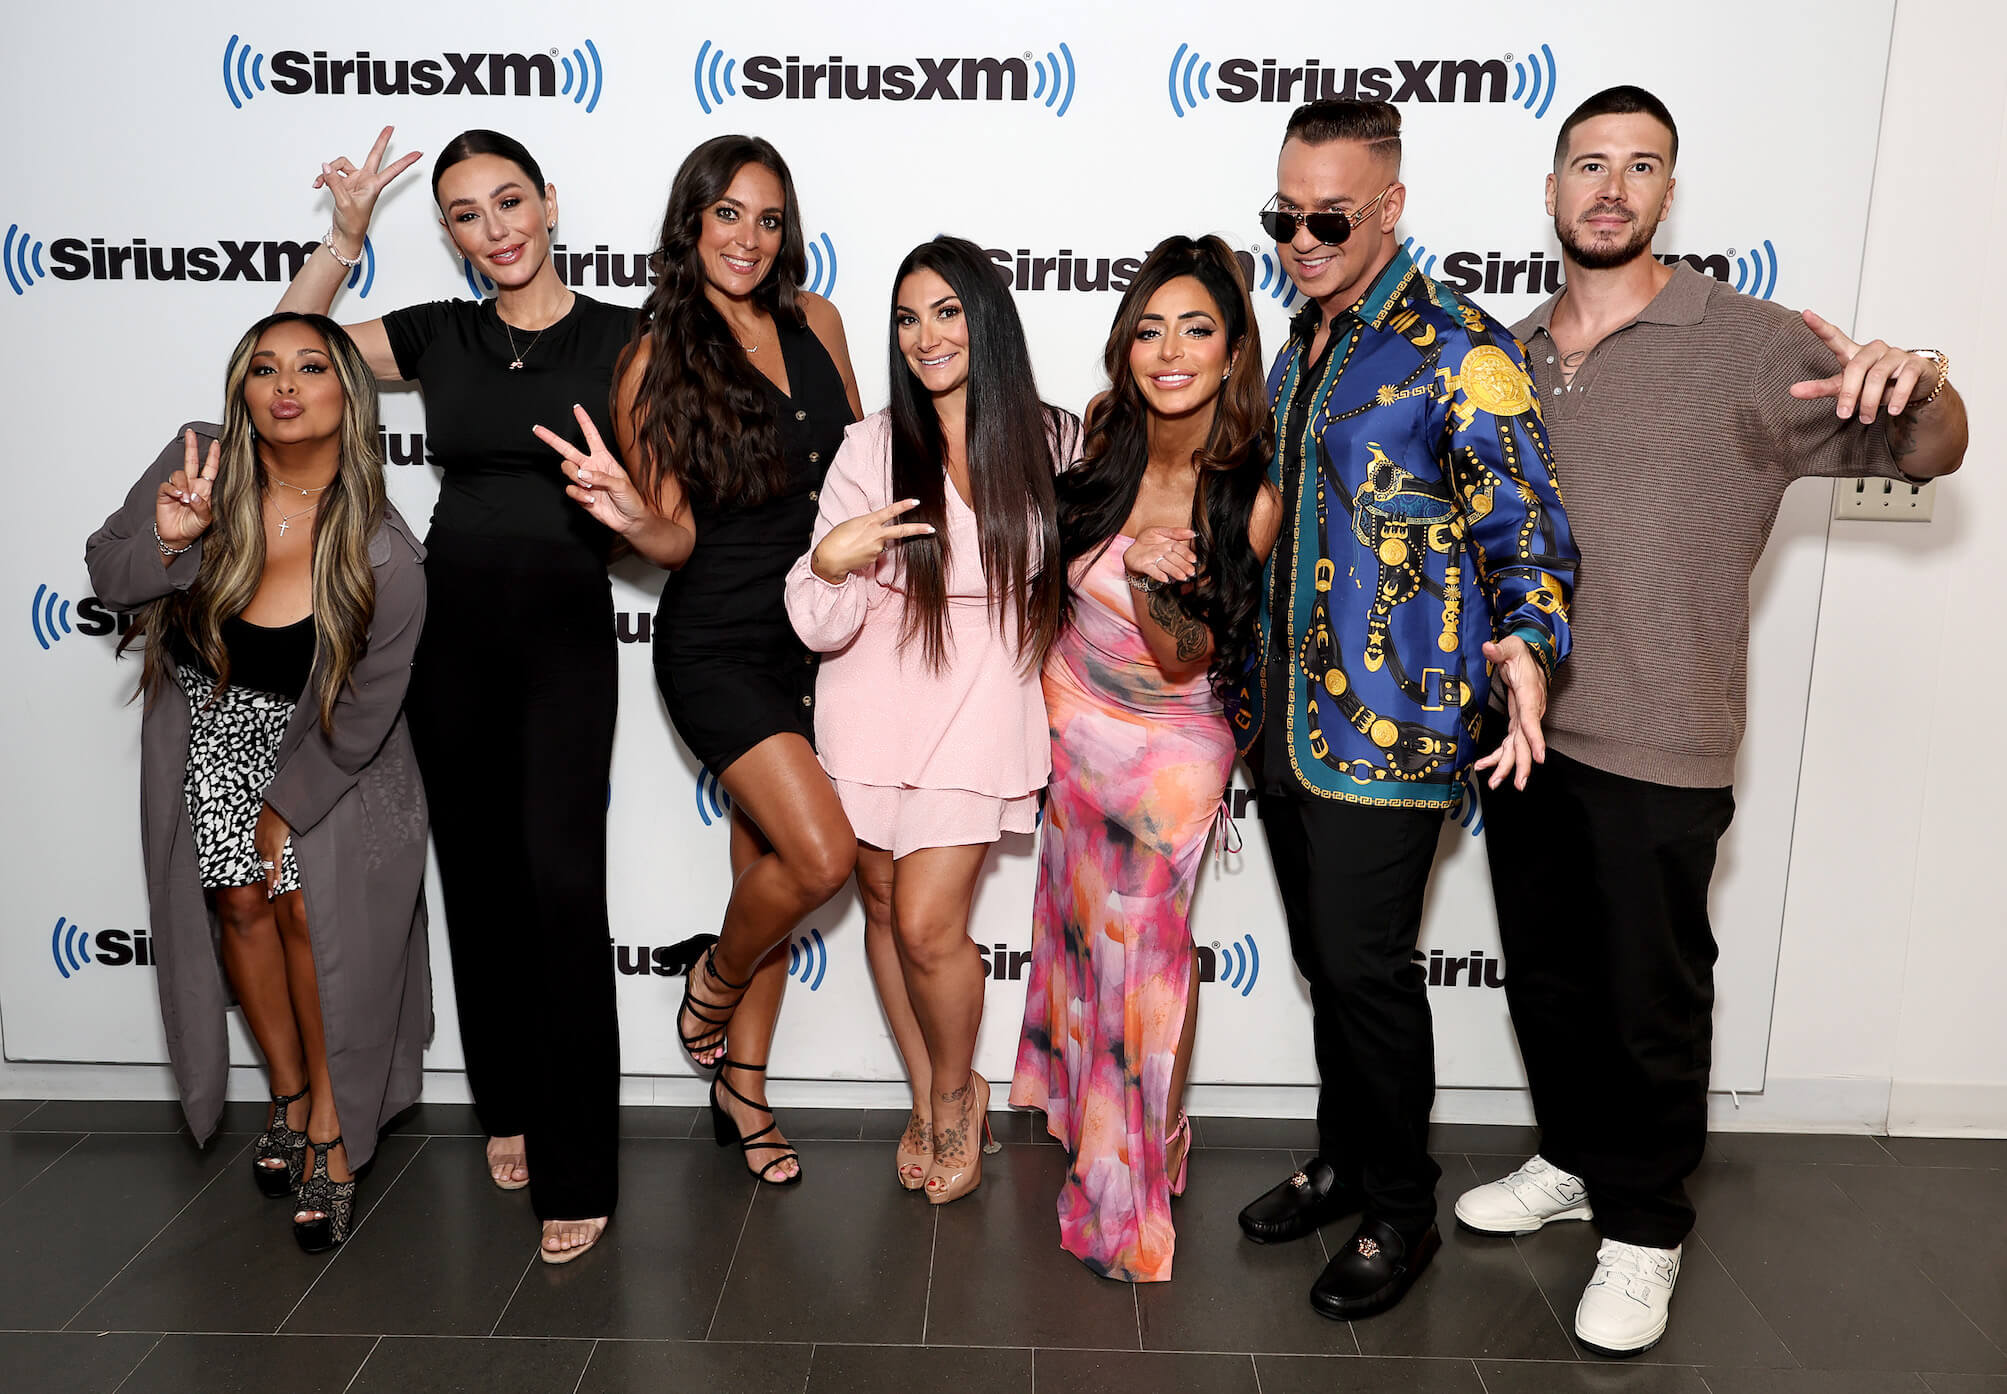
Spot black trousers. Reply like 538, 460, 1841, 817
1477, 710, 1734, 1249
408, 533, 621, 1221
1259, 780, 1445, 1232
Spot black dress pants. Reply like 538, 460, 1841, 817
408, 532, 621, 1222
1260, 785, 1446, 1233
1476, 709, 1734, 1249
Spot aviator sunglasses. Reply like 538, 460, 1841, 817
1259, 185, 1394, 246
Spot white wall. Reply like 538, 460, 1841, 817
1758, 0, 2007, 1135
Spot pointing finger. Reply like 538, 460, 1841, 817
201, 441, 221, 481
877, 498, 923, 521
570, 404, 608, 455
183, 427, 200, 474
1789, 374, 1843, 400
531, 423, 588, 465
1802, 308, 1857, 359
381, 148, 424, 185
363, 125, 394, 175
883, 522, 936, 539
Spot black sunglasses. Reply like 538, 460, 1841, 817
1259, 185, 1393, 246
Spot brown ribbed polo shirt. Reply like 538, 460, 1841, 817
1514, 265, 1907, 788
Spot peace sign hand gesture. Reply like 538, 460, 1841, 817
810, 499, 935, 584
534, 406, 648, 536
157, 428, 220, 550
314, 125, 423, 257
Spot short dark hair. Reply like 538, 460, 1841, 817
1553, 86, 1679, 169
430, 129, 547, 204
1283, 100, 1402, 170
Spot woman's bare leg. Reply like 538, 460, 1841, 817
858, 845, 932, 1169
1166, 953, 1202, 1178
271, 889, 351, 1220
213, 884, 309, 1174
888, 844, 991, 1174
709, 806, 798, 1180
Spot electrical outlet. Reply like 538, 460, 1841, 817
1833, 475, 1936, 522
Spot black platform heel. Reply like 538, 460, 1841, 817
679, 943, 752, 1068
710, 1061, 802, 1186
253, 1087, 310, 1198
293, 1135, 358, 1254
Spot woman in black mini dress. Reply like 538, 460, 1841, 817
545, 134, 862, 1183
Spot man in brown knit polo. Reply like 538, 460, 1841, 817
1453, 85, 1969, 1358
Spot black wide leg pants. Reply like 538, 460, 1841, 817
1476, 709, 1735, 1249
1259, 783, 1446, 1234
408, 532, 621, 1222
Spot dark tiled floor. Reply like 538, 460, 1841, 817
3, 1102, 2002, 1393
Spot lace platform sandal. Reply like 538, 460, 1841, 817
293, 1136, 358, 1255
253, 1087, 310, 1198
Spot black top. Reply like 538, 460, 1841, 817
654, 315, 855, 665
175, 614, 317, 703
382, 294, 637, 560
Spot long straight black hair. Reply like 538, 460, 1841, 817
624, 134, 808, 509
1057, 235, 1274, 697
887, 235, 1068, 671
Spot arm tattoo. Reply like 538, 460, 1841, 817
1148, 586, 1211, 663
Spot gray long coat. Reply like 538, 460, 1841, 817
85, 424, 431, 1168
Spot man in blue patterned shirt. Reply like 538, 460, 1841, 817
1232, 100, 1578, 1320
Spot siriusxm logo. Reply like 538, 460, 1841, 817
695, 41, 1076, 115
786, 927, 829, 991
2, 224, 374, 297
985, 246, 1146, 294
379, 429, 433, 468
1395, 237, 1782, 300
695, 766, 733, 827
1241, 250, 1302, 310
1420, 946, 1504, 989
222, 35, 605, 111
29, 585, 128, 650
460, 232, 839, 301
50, 916, 155, 979
1166, 43, 1557, 117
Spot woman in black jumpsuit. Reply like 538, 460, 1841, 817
543, 135, 861, 1184
279, 126, 627, 1262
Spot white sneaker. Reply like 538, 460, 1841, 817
1453, 1155, 1594, 1235
1575, 1239, 1681, 1357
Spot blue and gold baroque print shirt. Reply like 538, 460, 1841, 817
1233, 247, 1577, 807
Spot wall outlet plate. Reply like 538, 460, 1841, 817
1833, 475, 1936, 521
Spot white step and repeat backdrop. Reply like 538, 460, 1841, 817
3, 1, 1893, 1098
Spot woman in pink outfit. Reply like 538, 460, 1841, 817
785, 235, 1076, 1205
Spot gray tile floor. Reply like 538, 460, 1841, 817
2, 1101, 2002, 1393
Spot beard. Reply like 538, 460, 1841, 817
1555, 207, 1659, 270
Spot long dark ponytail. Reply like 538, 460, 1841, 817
624, 135, 808, 509
887, 235, 1068, 672
1056, 235, 1274, 697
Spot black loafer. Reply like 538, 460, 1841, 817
1310, 1218, 1441, 1320
1238, 1158, 1364, 1245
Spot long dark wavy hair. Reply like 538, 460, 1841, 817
887, 236, 1068, 673
1057, 235, 1274, 697
622, 135, 808, 510
122, 313, 387, 733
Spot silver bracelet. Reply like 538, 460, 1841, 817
323, 229, 363, 269
1125, 571, 1164, 594
154, 523, 193, 557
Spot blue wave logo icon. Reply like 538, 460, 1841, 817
1032, 44, 1076, 116
222, 34, 267, 108
1449, 771, 1485, 838
30, 583, 72, 650
560, 40, 605, 112
4, 223, 45, 295
804, 232, 838, 298
341, 234, 376, 298
787, 926, 828, 991
694, 765, 733, 827
1251, 250, 1301, 309
693, 40, 738, 114
1401, 236, 1438, 277
1216, 932, 1261, 997
1167, 43, 1212, 117
1510, 44, 1558, 118
51, 916, 91, 979
1733, 239, 1780, 300
462, 258, 497, 301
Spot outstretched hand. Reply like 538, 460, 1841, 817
811, 499, 935, 583
315, 125, 423, 257
1790, 309, 1938, 424
534, 406, 647, 536
1472, 636, 1548, 791
157, 428, 220, 550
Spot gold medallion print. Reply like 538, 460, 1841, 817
1457, 345, 1533, 417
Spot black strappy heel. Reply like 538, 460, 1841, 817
293, 1135, 358, 1254
679, 943, 752, 1067
710, 1061, 802, 1186
254, 1087, 310, 1198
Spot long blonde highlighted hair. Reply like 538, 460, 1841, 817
126, 313, 387, 732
